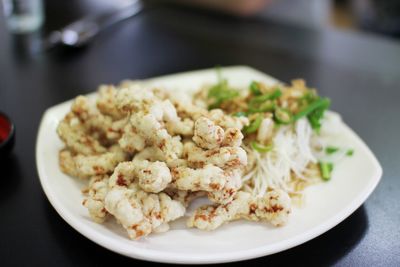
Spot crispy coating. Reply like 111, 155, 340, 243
105, 185, 185, 239
115, 85, 155, 114
74, 146, 128, 177
187, 190, 291, 230
221, 128, 244, 147
129, 112, 181, 161
207, 109, 249, 130
164, 188, 206, 207
59, 146, 127, 178
133, 143, 187, 168
192, 117, 225, 150
171, 165, 242, 204
207, 170, 242, 204
118, 124, 146, 153
71, 96, 113, 135
96, 85, 125, 119
185, 142, 247, 169
192, 117, 244, 150
57, 114, 107, 155
83, 175, 109, 223
171, 164, 226, 192
167, 93, 249, 130
109, 160, 172, 193
59, 149, 82, 178
160, 100, 194, 136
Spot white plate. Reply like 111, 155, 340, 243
36, 66, 382, 264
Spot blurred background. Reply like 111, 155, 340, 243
2, 0, 400, 38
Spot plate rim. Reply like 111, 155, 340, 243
36, 66, 382, 264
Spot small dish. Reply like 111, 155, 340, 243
0, 111, 15, 157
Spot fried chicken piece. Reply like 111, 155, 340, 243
109, 160, 172, 193
57, 113, 107, 155
221, 128, 244, 147
59, 149, 82, 178
207, 109, 249, 130
118, 123, 146, 153
129, 112, 181, 161
192, 117, 225, 149
105, 185, 185, 239
184, 142, 247, 169
96, 85, 125, 119
167, 91, 208, 121
160, 100, 194, 136
72, 95, 131, 144
74, 145, 128, 177
71, 96, 113, 134
83, 175, 109, 223
164, 188, 206, 207
187, 190, 291, 231
59, 145, 128, 179
115, 85, 155, 114
207, 170, 242, 204
192, 117, 244, 150
171, 165, 242, 204
133, 143, 187, 168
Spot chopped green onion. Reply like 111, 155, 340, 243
243, 115, 263, 134
346, 149, 354, 156
293, 97, 330, 121
233, 111, 247, 117
274, 108, 293, 124
293, 97, 330, 131
325, 146, 339, 155
251, 141, 273, 153
300, 91, 318, 104
249, 89, 282, 105
249, 81, 262, 95
319, 162, 334, 181
248, 100, 276, 114
207, 69, 239, 109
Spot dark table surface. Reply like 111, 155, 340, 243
1, 1, 400, 266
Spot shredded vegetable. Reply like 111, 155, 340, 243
203, 73, 349, 199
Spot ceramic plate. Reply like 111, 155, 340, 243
36, 66, 382, 264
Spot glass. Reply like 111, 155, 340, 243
2, 0, 44, 33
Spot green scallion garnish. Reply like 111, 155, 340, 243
249, 89, 282, 105
251, 141, 273, 153
243, 115, 263, 134
325, 146, 339, 155
249, 81, 262, 96
319, 162, 334, 181
293, 97, 330, 131
207, 67, 239, 109
274, 108, 293, 124
248, 100, 276, 114
346, 149, 354, 156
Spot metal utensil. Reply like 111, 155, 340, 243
43, 0, 144, 50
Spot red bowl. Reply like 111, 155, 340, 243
0, 111, 15, 157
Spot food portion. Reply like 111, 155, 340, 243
57, 69, 352, 239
